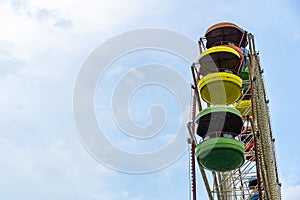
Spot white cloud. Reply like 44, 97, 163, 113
113, 190, 143, 200
283, 184, 300, 200
0, 0, 298, 199
0, 137, 115, 199
0, 0, 191, 199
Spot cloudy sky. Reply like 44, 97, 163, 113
0, 0, 299, 199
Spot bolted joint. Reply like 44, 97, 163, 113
272, 138, 275, 142
256, 131, 260, 138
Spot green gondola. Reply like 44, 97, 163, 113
196, 137, 245, 172
195, 105, 243, 137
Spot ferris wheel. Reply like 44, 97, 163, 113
187, 22, 281, 200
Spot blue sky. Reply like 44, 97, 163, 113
0, 0, 299, 199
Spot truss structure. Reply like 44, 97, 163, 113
187, 33, 281, 200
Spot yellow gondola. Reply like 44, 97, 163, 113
198, 72, 242, 105
234, 100, 252, 118
199, 46, 242, 75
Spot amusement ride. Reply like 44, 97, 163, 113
187, 22, 281, 200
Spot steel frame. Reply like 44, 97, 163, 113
187, 33, 281, 200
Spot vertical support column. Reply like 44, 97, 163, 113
249, 33, 281, 199
213, 172, 221, 200
191, 142, 197, 200
248, 33, 264, 200
187, 65, 214, 200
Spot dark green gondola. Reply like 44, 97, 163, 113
195, 105, 243, 137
